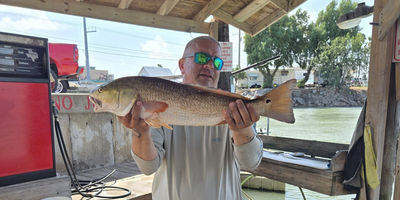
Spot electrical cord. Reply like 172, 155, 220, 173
52, 100, 131, 199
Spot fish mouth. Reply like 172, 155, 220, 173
89, 96, 102, 109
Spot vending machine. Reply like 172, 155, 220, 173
0, 32, 55, 187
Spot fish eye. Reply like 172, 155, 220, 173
98, 88, 103, 93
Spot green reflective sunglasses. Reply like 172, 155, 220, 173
183, 52, 224, 70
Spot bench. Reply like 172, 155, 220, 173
244, 135, 358, 196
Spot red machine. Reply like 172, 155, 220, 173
0, 32, 55, 187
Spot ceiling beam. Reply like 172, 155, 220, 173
252, 9, 284, 35
269, 0, 288, 12
118, 0, 134, 9
0, 0, 210, 34
156, 0, 180, 16
233, 0, 272, 23
253, 0, 306, 34
378, 0, 400, 41
212, 9, 253, 35
193, 0, 228, 21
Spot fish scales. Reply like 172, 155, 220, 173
89, 76, 296, 129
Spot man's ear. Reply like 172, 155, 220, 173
178, 58, 185, 75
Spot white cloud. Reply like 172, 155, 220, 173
140, 36, 172, 60
0, 14, 63, 31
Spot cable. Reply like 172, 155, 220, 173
52, 100, 131, 199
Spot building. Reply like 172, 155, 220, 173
236, 66, 301, 88
138, 66, 182, 81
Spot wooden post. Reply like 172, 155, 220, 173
360, 0, 395, 199
216, 19, 231, 92
396, 63, 400, 101
209, 18, 218, 40
379, 64, 399, 200
393, 101, 400, 200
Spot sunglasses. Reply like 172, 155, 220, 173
183, 52, 224, 70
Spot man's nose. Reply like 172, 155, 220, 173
203, 59, 213, 69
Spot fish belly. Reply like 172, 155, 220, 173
157, 111, 224, 126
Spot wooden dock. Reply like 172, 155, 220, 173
67, 161, 153, 200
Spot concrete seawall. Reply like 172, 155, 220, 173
52, 94, 133, 173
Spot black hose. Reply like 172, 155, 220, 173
52, 102, 131, 199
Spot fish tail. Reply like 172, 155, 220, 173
258, 79, 296, 124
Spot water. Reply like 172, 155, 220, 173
244, 107, 362, 200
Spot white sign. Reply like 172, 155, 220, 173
219, 42, 233, 72
393, 18, 400, 62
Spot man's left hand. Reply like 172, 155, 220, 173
222, 99, 260, 131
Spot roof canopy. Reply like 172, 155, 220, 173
0, 0, 306, 36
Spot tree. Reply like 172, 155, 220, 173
232, 65, 247, 87
311, 33, 369, 88
244, 15, 294, 88
315, 0, 360, 44
157, 64, 163, 68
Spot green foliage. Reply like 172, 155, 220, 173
243, 0, 370, 89
311, 33, 370, 88
244, 15, 294, 87
297, 79, 306, 88
232, 65, 247, 87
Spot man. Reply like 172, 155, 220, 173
118, 36, 263, 199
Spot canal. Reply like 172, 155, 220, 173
245, 107, 362, 200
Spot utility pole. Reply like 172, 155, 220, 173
83, 17, 96, 81
238, 30, 241, 69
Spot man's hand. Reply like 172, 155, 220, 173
117, 101, 150, 137
222, 99, 260, 145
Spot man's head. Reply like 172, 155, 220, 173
179, 36, 222, 88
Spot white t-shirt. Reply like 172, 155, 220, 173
132, 124, 263, 200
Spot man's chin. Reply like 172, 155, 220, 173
195, 78, 216, 88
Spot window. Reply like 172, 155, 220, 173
249, 74, 258, 80
281, 70, 289, 76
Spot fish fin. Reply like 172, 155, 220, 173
144, 118, 162, 129
214, 120, 227, 126
144, 113, 173, 130
258, 79, 296, 124
186, 84, 251, 100
142, 101, 169, 113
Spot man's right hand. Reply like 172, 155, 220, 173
117, 101, 150, 135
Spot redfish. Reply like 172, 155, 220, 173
89, 76, 296, 130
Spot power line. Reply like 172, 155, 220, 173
0, 11, 189, 46
0, 27, 182, 58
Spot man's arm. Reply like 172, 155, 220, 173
118, 101, 164, 175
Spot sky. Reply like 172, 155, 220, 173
0, 0, 374, 79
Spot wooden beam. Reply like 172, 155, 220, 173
360, 0, 395, 198
192, 0, 228, 22
156, 0, 180, 16
396, 63, 400, 101
258, 135, 349, 158
252, 9, 285, 35
118, 0, 134, 9
379, 64, 399, 199
0, 0, 210, 34
209, 19, 218, 40
252, 0, 306, 35
269, 0, 288, 12
394, 102, 400, 200
378, 0, 400, 41
212, 9, 253, 35
233, 0, 271, 23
